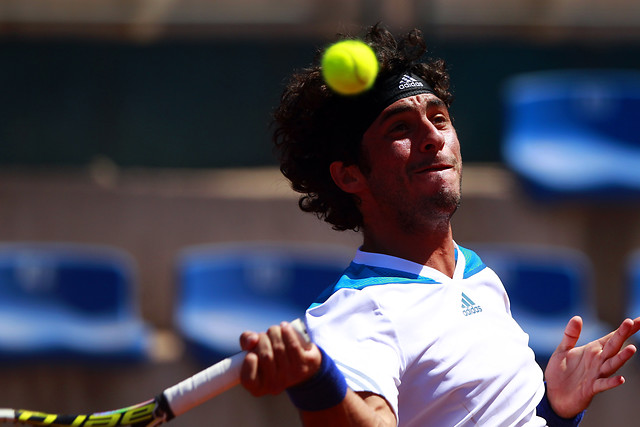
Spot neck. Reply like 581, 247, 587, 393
360, 222, 456, 278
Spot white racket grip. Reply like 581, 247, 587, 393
162, 318, 310, 417
0, 408, 15, 421
163, 351, 244, 417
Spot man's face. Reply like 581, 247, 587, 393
358, 93, 463, 232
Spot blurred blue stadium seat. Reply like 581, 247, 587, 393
0, 242, 151, 362
502, 69, 640, 200
175, 241, 353, 365
626, 250, 640, 331
471, 243, 610, 364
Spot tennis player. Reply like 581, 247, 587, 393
239, 23, 640, 426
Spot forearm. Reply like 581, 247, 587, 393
300, 389, 396, 427
287, 346, 396, 427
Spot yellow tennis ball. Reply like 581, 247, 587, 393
321, 40, 379, 96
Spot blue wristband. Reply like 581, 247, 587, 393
286, 346, 348, 411
537, 390, 585, 427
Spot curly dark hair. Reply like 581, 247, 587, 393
272, 23, 453, 232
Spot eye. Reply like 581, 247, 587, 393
386, 121, 411, 137
430, 113, 450, 129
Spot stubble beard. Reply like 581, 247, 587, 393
363, 164, 463, 236
396, 178, 462, 234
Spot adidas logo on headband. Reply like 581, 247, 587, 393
337, 71, 435, 140
398, 74, 425, 90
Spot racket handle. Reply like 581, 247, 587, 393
162, 318, 310, 418
0, 409, 14, 421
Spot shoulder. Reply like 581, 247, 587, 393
457, 245, 488, 279
310, 261, 441, 308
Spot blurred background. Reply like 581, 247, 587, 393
1, 1, 640, 425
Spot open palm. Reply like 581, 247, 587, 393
544, 316, 640, 418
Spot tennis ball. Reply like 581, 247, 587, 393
321, 40, 379, 96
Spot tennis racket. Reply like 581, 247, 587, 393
0, 318, 309, 426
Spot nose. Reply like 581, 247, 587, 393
417, 117, 446, 153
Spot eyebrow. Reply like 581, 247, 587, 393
376, 97, 447, 125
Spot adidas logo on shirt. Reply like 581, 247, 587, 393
461, 292, 482, 316
398, 74, 424, 90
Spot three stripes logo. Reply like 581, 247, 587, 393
398, 74, 424, 90
461, 292, 482, 317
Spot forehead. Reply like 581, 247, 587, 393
373, 93, 447, 125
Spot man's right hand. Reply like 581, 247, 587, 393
239, 321, 322, 396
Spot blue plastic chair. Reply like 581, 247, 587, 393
0, 242, 150, 362
471, 243, 610, 364
175, 241, 353, 364
502, 69, 640, 200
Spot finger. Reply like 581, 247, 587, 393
280, 322, 322, 386
282, 320, 312, 350
556, 316, 583, 352
267, 325, 287, 379
240, 352, 262, 395
281, 322, 311, 371
593, 374, 626, 395
281, 321, 306, 356
255, 332, 276, 390
623, 318, 640, 341
280, 322, 306, 383
600, 344, 637, 377
240, 331, 259, 351
601, 319, 635, 359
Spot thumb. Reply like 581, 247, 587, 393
556, 315, 583, 352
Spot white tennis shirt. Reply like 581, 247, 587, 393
305, 244, 547, 426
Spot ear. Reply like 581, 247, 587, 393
329, 161, 367, 194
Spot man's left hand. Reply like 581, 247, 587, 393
545, 316, 640, 418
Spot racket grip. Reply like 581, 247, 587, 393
162, 318, 310, 418
163, 351, 244, 418
0, 409, 14, 421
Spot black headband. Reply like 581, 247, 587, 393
327, 71, 436, 150
366, 72, 435, 116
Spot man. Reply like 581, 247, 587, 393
239, 24, 640, 426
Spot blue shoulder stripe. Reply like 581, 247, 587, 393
309, 262, 440, 308
458, 245, 487, 279
309, 247, 487, 309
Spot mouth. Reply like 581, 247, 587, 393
413, 163, 454, 174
